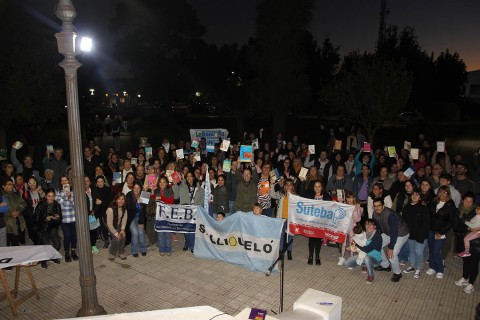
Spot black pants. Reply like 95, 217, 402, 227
308, 238, 322, 258
40, 228, 61, 251
7, 233, 20, 246
463, 251, 480, 285
90, 227, 99, 247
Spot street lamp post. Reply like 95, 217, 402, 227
54, 0, 106, 316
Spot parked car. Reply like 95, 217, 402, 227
398, 111, 423, 123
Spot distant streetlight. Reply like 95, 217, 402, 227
123, 91, 127, 96
54, 0, 106, 316
195, 91, 202, 97
89, 88, 95, 95
80, 36, 93, 52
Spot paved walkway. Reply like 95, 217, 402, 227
0, 236, 477, 320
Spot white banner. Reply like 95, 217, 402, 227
155, 202, 198, 233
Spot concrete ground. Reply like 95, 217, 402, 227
0, 235, 477, 320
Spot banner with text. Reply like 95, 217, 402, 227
189, 128, 229, 145
155, 202, 198, 233
194, 208, 284, 273
288, 194, 354, 243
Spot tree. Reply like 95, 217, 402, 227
322, 55, 412, 145
110, 0, 206, 103
433, 50, 467, 101
0, 0, 64, 149
250, 0, 314, 136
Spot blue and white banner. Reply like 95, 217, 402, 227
154, 202, 198, 233
288, 194, 354, 243
194, 208, 284, 273
189, 128, 229, 144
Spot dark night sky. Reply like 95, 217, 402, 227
30, 1, 480, 73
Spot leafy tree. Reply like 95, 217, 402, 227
322, 55, 412, 144
250, 0, 314, 136
433, 50, 467, 101
0, 0, 64, 148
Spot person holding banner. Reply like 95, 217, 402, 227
271, 178, 296, 260
155, 176, 175, 255
173, 171, 204, 252
212, 174, 229, 215
306, 180, 332, 265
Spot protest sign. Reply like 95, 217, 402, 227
308, 145, 315, 154
410, 148, 419, 160
130, 157, 137, 165
288, 194, 354, 243
387, 146, 396, 157
239, 145, 253, 162
194, 208, 283, 273
189, 129, 229, 147
220, 139, 230, 152
155, 202, 198, 233
222, 160, 231, 172
140, 191, 151, 204
437, 141, 445, 152
363, 142, 371, 153
298, 167, 308, 179
145, 147, 153, 159
404, 141, 411, 151
46, 145, 54, 153
113, 172, 121, 184
176, 148, 184, 160
333, 140, 342, 151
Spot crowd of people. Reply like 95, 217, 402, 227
1, 128, 480, 294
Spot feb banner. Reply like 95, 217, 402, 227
194, 208, 284, 273
155, 202, 198, 233
288, 194, 354, 243
189, 128, 229, 144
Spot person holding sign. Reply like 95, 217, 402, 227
271, 178, 297, 260
305, 181, 332, 266
56, 176, 78, 262
155, 176, 175, 256
172, 171, 204, 253
234, 166, 259, 213
126, 183, 148, 257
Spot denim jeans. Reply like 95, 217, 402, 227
61, 222, 77, 252
228, 201, 235, 215
157, 232, 172, 253
398, 240, 409, 262
130, 217, 147, 255
262, 208, 273, 217
408, 239, 427, 270
380, 233, 410, 274
280, 220, 293, 252
185, 233, 195, 250
428, 230, 446, 273
344, 255, 380, 277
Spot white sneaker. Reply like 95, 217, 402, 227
337, 257, 345, 266
414, 270, 421, 279
436, 272, 444, 279
454, 278, 469, 287
425, 268, 436, 275
463, 284, 474, 294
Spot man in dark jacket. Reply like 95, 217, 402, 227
373, 198, 410, 282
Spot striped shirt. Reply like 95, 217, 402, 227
56, 190, 75, 223
257, 177, 271, 209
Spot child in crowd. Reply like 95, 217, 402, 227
458, 205, 480, 258
253, 203, 263, 215
143, 165, 158, 191
216, 212, 225, 221
351, 225, 367, 265
338, 191, 363, 265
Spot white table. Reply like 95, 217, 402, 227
0, 245, 61, 316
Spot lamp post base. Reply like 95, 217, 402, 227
77, 306, 107, 317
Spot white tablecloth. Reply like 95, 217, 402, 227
0, 245, 62, 269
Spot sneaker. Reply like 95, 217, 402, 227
337, 257, 345, 266
403, 267, 415, 274
160, 253, 165, 256
91, 246, 100, 255
463, 284, 474, 294
399, 260, 407, 266
361, 265, 367, 273
366, 275, 374, 284
391, 273, 402, 282
141, 252, 147, 256
414, 270, 421, 279
108, 254, 115, 261
436, 272, 444, 279
425, 268, 436, 275
374, 266, 392, 272
119, 254, 127, 260
458, 251, 471, 258
133, 254, 139, 258
454, 277, 469, 286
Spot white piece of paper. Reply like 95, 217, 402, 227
437, 141, 445, 152
140, 191, 151, 204
308, 145, 315, 154
410, 148, 419, 160
404, 141, 411, 151
299, 167, 308, 179
176, 148, 184, 160
220, 140, 230, 152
